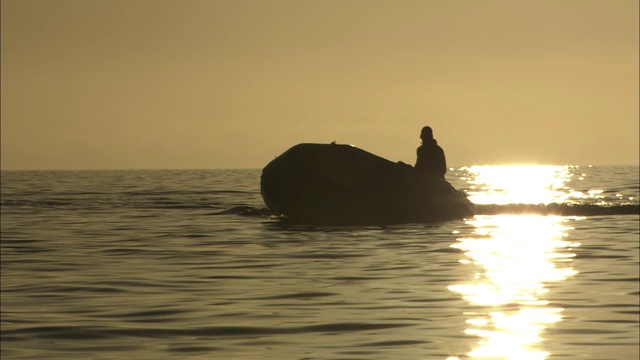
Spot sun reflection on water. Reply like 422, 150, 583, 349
463, 165, 574, 205
448, 166, 581, 359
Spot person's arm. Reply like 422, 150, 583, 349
439, 147, 447, 178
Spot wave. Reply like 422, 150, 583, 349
3, 197, 636, 218
0, 189, 260, 211
2, 322, 412, 341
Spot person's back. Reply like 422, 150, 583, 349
415, 126, 446, 179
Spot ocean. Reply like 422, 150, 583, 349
1, 165, 638, 359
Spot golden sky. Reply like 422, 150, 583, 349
2, 0, 638, 170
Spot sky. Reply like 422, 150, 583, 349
1, 0, 638, 170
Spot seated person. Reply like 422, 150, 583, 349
415, 126, 446, 179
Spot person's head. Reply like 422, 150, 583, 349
420, 126, 433, 141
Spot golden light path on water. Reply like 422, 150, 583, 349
447, 165, 581, 360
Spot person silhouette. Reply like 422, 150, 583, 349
415, 126, 446, 179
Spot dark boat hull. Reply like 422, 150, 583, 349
260, 143, 475, 225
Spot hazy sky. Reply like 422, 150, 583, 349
2, 0, 638, 170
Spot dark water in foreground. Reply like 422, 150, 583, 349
1, 166, 638, 359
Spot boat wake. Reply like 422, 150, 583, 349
213, 205, 273, 216
226, 203, 638, 219
474, 203, 639, 216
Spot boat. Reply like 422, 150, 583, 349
260, 143, 476, 225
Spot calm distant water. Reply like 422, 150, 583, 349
1, 165, 638, 359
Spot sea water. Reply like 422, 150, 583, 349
1, 165, 638, 359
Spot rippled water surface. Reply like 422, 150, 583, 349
1, 166, 638, 359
